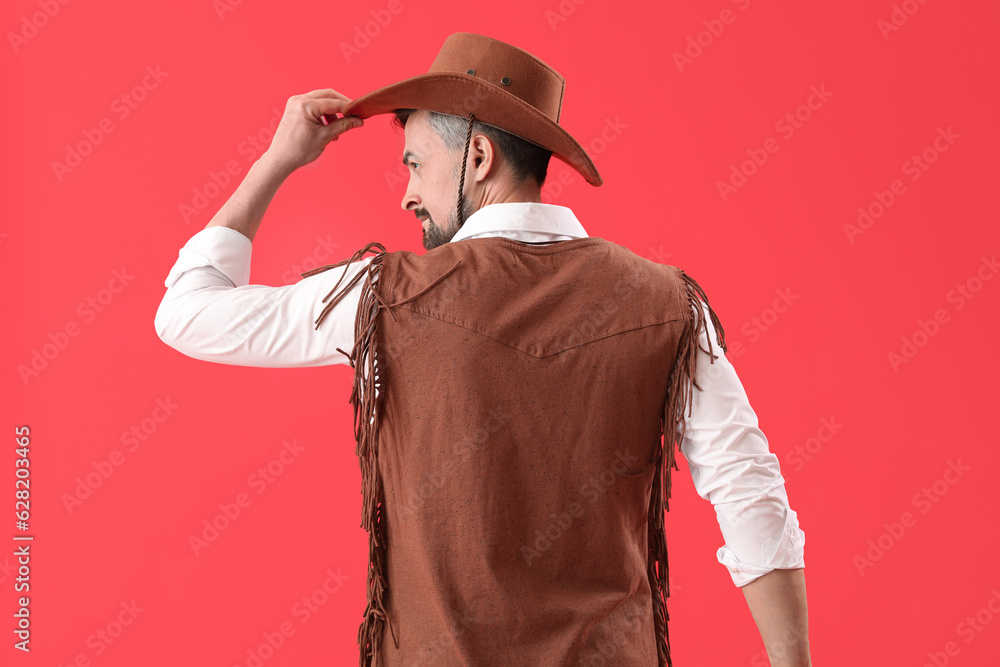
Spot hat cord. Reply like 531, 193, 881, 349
456, 113, 475, 227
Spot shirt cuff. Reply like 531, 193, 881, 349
164, 226, 253, 288
716, 506, 806, 587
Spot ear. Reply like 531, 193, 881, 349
469, 133, 496, 184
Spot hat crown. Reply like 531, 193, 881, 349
427, 33, 565, 123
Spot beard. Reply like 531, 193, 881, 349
421, 197, 475, 251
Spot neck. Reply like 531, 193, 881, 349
474, 179, 543, 211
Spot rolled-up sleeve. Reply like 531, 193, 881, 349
678, 301, 806, 587
154, 226, 370, 367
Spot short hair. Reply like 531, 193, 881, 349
392, 109, 551, 187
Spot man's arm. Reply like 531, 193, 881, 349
154, 89, 370, 367
674, 299, 811, 662
153, 224, 373, 367
204, 150, 290, 242
741, 567, 811, 667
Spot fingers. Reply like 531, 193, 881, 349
325, 114, 364, 141
306, 97, 364, 136
307, 98, 350, 128
302, 88, 352, 103
310, 96, 349, 118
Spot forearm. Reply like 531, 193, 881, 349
205, 151, 292, 243
741, 567, 811, 666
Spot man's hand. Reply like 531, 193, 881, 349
263, 89, 364, 176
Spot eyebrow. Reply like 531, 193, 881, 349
402, 150, 420, 167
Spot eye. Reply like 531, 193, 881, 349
411, 162, 420, 170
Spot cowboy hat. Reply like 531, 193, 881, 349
342, 32, 603, 187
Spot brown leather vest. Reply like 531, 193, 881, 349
304, 235, 726, 667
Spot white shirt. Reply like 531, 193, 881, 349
155, 201, 805, 587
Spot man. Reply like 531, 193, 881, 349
156, 32, 810, 667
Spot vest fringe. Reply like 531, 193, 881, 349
650, 268, 728, 667
301, 241, 398, 666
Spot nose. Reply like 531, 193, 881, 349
401, 176, 419, 212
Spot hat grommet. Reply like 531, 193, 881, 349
500, 76, 511, 86
467, 69, 476, 76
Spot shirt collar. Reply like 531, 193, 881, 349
449, 202, 589, 243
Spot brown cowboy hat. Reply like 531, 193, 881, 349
342, 32, 603, 187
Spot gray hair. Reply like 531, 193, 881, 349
392, 109, 551, 187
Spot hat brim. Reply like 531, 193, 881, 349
343, 73, 602, 187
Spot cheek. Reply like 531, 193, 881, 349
432, 171, 458, 202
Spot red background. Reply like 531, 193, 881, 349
3, 0, 999, 665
